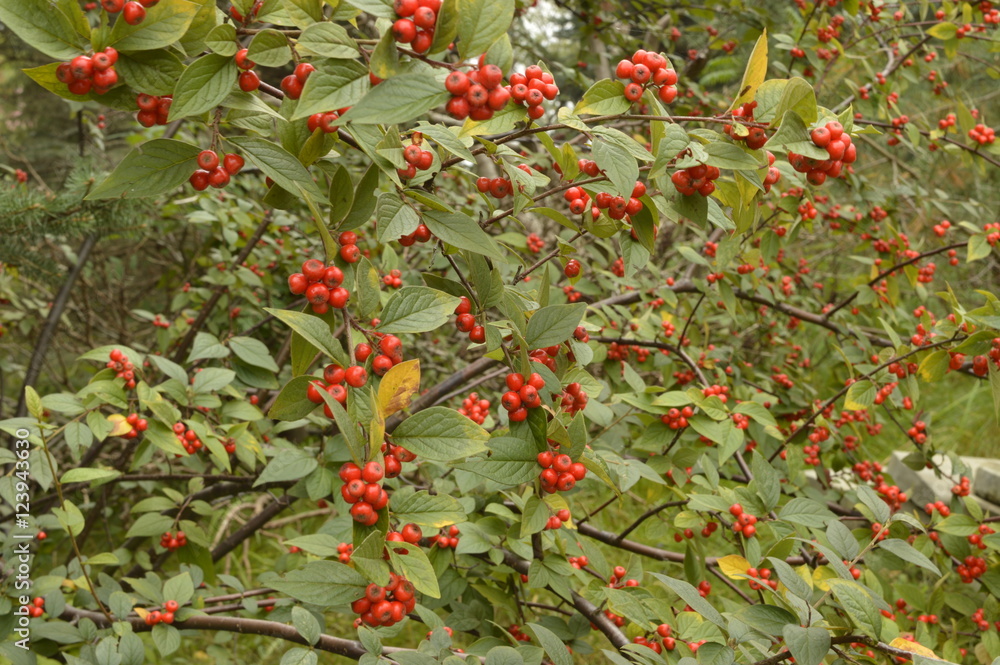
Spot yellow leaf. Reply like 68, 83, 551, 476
731, 29, 768, 110
717, 554, 751, 579
134, 607, 149, 619
378, 359, 421, 417
107, 413, 132, 437
889, 638, 938, 659
812, 565, 837, 590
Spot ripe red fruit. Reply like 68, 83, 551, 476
306, 283, 330, 305
455, 313, 475, 332
70, 56, 93, 80
355, 343, 373, 362
102, 0, 125, 10
811, 126, 831, 147
281, 74, 304, 100
208, 167, 230, 189
501, 391, 522, 411
345, 366, 368, 387
197, 150, 220, 171
469, 325, 486, 343
238, 70, 260, 92
189, 170, 210, 191
122, 1, 146, 24
164, 600, 180, 613
294, 62, 316, 82
445, 71, 470, 95
413, 6, 436, 29
392, 19, 417, 43
506, 373, 524, 391
373, 354, 393, 376
235, 49, 255, 70
223, 154, 245, 175
395, 0, 418, 15
615, 59, 634, 79
362, 461, 385, 483
340, 244, 361, 263
564, 259, 581, 278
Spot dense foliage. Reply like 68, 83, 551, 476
2, 1, 1000, 665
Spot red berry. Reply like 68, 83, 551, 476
122, 1, 146, 24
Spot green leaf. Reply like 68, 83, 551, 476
768, 111, 827, 159
376, 191, 420, 242
248, 29, 292, 67
116, 50, 185, 97
0, 0, 84, 60
422, 210, 505, 260
344, 0, 395, 18
152, 624, 181, 656
525, 303, 587, 349
355, 257, 382, 320
526, 623, 572, 665
205, 23, 238, 56
390, 406, 489, 461
844, 380, 875, 410
87, 139, 200, 199
229, 336, 280, 372
60, 468, 120, 484
228, 136, 326, 201
376, 286, 461, 334
778, 498, 835, 528
24, 385, 43, 420
783, 625, 830, 665
593, 138, 638, 199
282, 534, 344, 557
268, 560, 369, 607
968, 235, 992, 262
254, 448, 319, 486
735, 605, 799, 636
108, 0, 199, 51
454, 436, 539, 487
388, 542, 440, 598
927, 22, 958, 39
291, 606, 321, 646
456, 0, 516, 59
576, 79, 631, 116
293, 59, 371, 120
163, 571, 195, 606
339, 69, 450, 126
264, 310, 348, 368
283, 0, 324, 25
703, 142, 763, 170
168, 54, 238, 120
298, 22, 358, 59
826, 579, 882, 639
389, 490, 465, 527
649, 573, 727, 629
192, 368, 235, 393
771, 77, 817, 127
878, 538, 940, 575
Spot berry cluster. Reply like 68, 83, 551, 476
339, 461, 388, 526
458, 392, 490, 424
762, 151, 782, 193
568, 554, 589, 569
444, 63, 507, 121
957, 555, 986, 583
235, 49, 261, 91
56, 49, 121, 96
660, 406, 694, 429
502, 372, 546, 422
143, 599, 179, 627
172, 422, 203, 454
563, 187, 591, 216
591, 181, 646, 220
724, 101, 768, 150
399, 134, 435, 180
968, 123, 996, 145
729, 503, 757, 538
337, 231, 362, 264
336, 542, 353, 563
671, 163, 721, 197
475, 175, 513, 199
968, 523, 993, 549
280, 63, 315, 100
428, 525, 460, 548
382, 269, 403, 289
558, 382, 588, 414
507, 66, 559, 120
545, 508, 572, 530
536, 451, 587, 493
351, 575, 416, 628
788, 121, 857, 185
526, 233, 545, 253
390, 0, 440, 54
100, 0, 152, 24
307, 110, 342, 134
287, 259, 350, 314
26, 597, 44, 618
952, 475, 971, 497
398, 222, 433, 247
189, 150, 245, 191
907, 420, 928, 444
122, 412, 148, 439
614, 49, 678, 104
387, 523, 422, 547
971, 608, 992, 631
107, 349, 136, 389
453, 296, 485, 344
379, 438, 415, 479
508, 624, 532, 642
135, 92, 172, 127
160, 530, 187, 551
